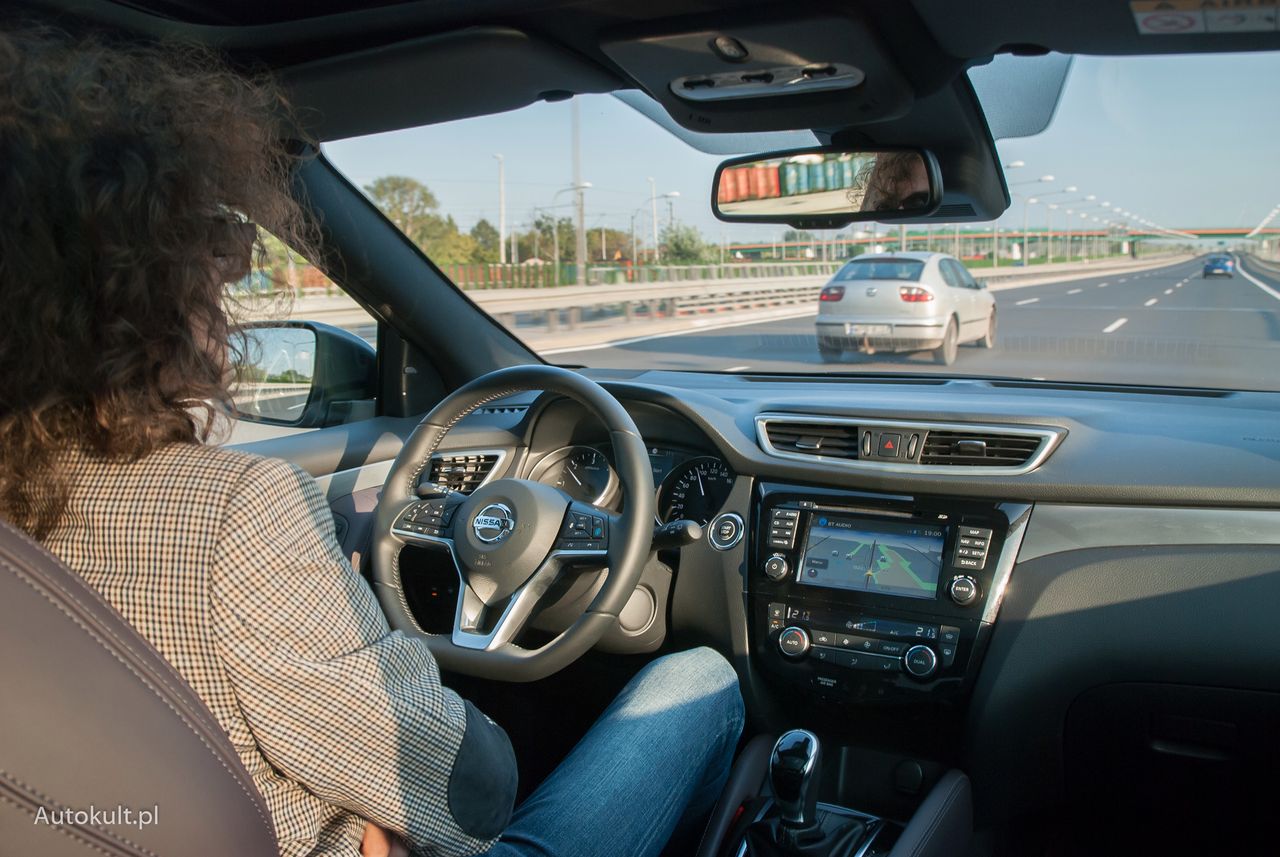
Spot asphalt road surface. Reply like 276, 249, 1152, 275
548, 256, 1280, 391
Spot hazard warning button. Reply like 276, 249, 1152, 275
877, 432, 902, 459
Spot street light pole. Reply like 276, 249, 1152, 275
571, 99, 587, 285
494, 154, 506, 264
648, 177, 660, 263
1021, 198, 1038, 266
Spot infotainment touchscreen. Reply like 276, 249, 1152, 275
798, 515, 944, 600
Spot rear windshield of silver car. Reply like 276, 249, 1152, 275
833, 259, 925, 281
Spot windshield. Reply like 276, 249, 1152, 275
324, 52, 1280, 391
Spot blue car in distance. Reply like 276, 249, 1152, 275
1203, 254, 1235, 278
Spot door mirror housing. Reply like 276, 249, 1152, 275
712, 145, 943, 229
232, 321, 376, 428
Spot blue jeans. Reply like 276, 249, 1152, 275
483, 647, 745, 857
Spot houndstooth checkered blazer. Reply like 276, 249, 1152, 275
41, 442, 516, 857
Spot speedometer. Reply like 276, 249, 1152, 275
529, 445, 618, 505
658, 456, 735, 525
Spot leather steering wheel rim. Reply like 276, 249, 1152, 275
371, 365, 655, 682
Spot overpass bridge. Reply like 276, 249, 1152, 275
724, 225, 1280, 262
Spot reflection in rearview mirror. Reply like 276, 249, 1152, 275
713, 148, 939, 227
231, 325, 317, 424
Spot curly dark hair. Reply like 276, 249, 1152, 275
0, 23, 316, 538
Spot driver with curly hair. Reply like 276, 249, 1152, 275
0, 23, 742, 857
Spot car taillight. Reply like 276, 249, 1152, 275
819, 285, 845, 301
898, 286, 934, 302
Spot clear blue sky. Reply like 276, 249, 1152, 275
324, 51, 1280, 244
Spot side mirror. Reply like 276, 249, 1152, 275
232, 321, 376, 428
976, 279, 989, 290
712, 145, 943, 229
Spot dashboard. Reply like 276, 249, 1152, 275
303, 367, 1280, 848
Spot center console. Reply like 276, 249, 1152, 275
751, 483, 1030, 705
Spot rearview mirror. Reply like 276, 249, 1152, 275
712, 146, 942, 229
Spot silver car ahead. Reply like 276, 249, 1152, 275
814, 251, 997, 365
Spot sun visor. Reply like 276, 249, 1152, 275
601, 13, 913, 135
968, 53, 1073, 140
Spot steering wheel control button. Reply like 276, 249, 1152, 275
778, 626, 811, 658
949, 576, 980, 606
903, 645, 938, 679
763, 555, 790, 581
554, 507, 609, 553
708, 512, 745, 551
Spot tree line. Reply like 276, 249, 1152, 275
363, 175, 715, 266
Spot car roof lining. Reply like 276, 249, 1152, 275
15, 0, 1278, 224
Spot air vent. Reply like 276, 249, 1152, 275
423, 452, 501, 494
757, 414, 1062, 475
763, 421, 859, 460
476, 405, 529, 415
920, 431, 1042, 467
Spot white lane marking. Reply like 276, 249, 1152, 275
1103, 318, 1128, 334
1098, 282, 1109, 288
1236, 256, 1280, 302
1176, 283, 1183, 288
1067, 288, 1082, 294
1119, 278, 1128, 283
540, 307, 817, 354
1144, 298, 1158, 306
1164, 289, 1173, 295
1015, 297, 1039, 305
725, 365, 751, 372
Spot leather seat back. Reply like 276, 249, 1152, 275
0, 518, 277, 856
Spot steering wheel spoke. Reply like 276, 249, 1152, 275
451, 555, 565, 651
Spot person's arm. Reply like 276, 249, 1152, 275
208, 456, 517, 857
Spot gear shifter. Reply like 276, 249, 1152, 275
744, 730, 867, 857
770, 729, 822, 830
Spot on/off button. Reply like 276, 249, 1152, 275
708, 513, 744, 550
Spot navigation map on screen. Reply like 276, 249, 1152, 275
799, 516, 944, 600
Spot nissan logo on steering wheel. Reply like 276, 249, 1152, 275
472, 503, 516, 544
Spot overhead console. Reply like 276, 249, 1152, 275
750, 482, 1030, 706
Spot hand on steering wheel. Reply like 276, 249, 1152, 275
371, 365, 655, 681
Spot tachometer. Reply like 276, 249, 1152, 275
529, 445, 618, 505
658, 456, 735, 525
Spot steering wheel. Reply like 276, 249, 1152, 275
371, 365, 655, 682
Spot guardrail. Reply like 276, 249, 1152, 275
248, 253, 1190, 334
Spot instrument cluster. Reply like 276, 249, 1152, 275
529, 444, 735, 525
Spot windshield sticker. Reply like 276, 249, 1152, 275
1131, 1, 1279, 35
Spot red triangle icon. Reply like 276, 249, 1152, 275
884, 440, 894, 449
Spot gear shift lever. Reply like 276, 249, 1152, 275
770, 729, 822, 830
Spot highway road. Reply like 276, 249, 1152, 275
546, 256, 1280, 391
